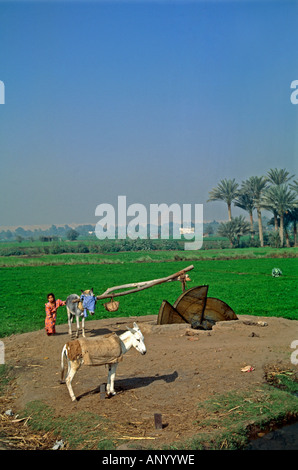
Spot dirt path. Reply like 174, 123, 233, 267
2, 314, 298, 448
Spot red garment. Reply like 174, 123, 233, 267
45, 299, 65, 335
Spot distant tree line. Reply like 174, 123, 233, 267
0, 238, 186, 257
208, 168, 298, 247
0, 222, 220, 244
0, 224, 95, 242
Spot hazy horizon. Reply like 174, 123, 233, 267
1, 0, 297, 228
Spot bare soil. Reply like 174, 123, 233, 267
2, 314, 298, 449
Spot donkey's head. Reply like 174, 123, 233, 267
80, 289, 97, 316
126, 322, 146, 355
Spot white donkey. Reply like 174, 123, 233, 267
60, 323, 146, 401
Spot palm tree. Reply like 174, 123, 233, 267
272, 185, 298, 247
266, 168, 294, 185
217, 220, 236, 247
208, 178, 239, 221
234, 191, 255, 238
261, 185, 280, 231
264, 169, 295, 233
217, 216, 250, 247
287, 208, 298, 246
268, 225, 281, 248
242, 176, 267, 247
269, 209, 298, 247
233, 215, 251, 246
283, 212, 293, 248
290, 180, 298, 194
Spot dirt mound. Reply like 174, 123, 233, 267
2, 314, 298, 448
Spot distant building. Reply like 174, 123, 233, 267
39, 236, 58, 242
179, 227, 194, 235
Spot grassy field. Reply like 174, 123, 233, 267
0, 245, 297, 267
1, 254, 297, 337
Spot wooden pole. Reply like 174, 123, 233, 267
95, 265, 194, 300
154, 413, 163, 430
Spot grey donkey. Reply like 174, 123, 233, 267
65, 289, 97, 338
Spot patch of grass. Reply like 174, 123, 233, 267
264, 367, 298, 395
167, 385, 298, 450
21, 401, 116, 450
0, 364, 14, 394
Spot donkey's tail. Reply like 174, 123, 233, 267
60, 344, 67, 383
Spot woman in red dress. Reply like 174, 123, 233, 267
45, 293, 66, 335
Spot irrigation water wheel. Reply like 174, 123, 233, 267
157, 285, 237, 329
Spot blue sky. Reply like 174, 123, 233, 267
0, 0, 297, 227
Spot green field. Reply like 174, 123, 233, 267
1, 253, 297, 337
0, 245, 297, 267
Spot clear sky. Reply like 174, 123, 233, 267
0, 0, 297, 227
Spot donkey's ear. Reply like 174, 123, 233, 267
126, 325, 134, 333
133, 322, 139, 330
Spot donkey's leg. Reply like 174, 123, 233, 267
82, 316, 85, 338
67, 308, 73, 336
107, 365, 112, 395
65, 359, 81, 402
107, 364, 118, 396
75, 315, 80, 338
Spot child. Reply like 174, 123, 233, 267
45, 293, 66, 335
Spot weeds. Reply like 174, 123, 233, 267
0, 364, 14, 394
167, 384, 298, 450
21, 401, 116, 450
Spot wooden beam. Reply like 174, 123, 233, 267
96, 265, 194, 300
